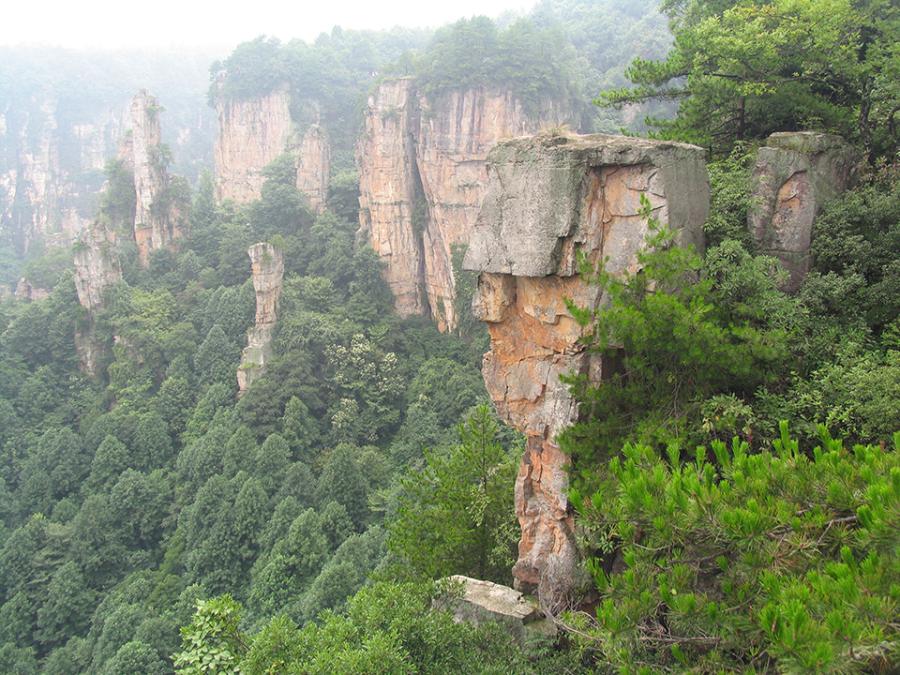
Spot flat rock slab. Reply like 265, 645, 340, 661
434, 575, 557, 644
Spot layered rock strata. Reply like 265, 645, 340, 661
748, 132, 856, 290
237, 243, 284, 394
129, 90, 184, 266
464, 133, 709, 607
357, 79, 574, 331
214, 87, 331, 210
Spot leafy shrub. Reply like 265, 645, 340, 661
568, 426, 900, 672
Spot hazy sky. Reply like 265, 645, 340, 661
2, 0, 539, 51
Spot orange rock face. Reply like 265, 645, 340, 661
356, 78, 426, 317
214, 86, 331, 212
357, 79, 573, 330
465, 133, 709, 607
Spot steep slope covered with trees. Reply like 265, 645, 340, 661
0, 0, 896, 672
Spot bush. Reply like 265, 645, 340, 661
568, 426, 900, 671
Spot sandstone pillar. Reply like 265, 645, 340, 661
464, 133, 709, 608
237, 242, 284, 394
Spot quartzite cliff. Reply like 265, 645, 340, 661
357, 78, 575, 331
125, 90, 185, 266
748, 131, 856, 290
214, 86, 330, 211
0, 86, 209, 261
464, 133, 709, 607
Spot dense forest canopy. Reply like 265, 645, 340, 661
211, 1, 675, 148
0, 0, 897, 672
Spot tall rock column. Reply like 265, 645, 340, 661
237, 242, 284, 394
748, 132, 856, 291
464, 133, 709, 608
356, 78, 426, 317
73, 221, 123, 375
356, 79, 575, 331
129, 90, 183, 266
295, 123, 331, 213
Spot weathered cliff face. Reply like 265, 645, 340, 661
417, 89, 573, 331
214, 88, 331, 211
356, 78, 426, 317
295, 123, 331, 214
129, 90, 183, 266
357, 79, 575, 331
13, 278, 50, 302
214, 87, 294, 204
748, 132, 856, 291
464, 133, 709, 607
73, 221, 122, 313
238, 243, 284, 394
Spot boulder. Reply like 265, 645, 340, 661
435, 575, 556, 644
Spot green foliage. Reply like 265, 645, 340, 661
98, 159, 137, 228
703, 143, 756, 247
601, 0, 900, 156
185, 581, 572, 674
387, 405, 519, 583
561, 195, 789, 461
811, 171, 900, 333
569, 428, 899, 671
415, 16, 582, 111
173, 595, 246, 674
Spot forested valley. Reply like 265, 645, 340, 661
0, 0, 897, 673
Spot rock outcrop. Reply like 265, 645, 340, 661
357, 79, 574, 331
237, 243, 284, 394
73, 221, 123, 375
128, 90, 184, 266
434, 575, 556, 644
73, 222, 122, 313
1, 85, 209, 256
464, 133, 709, 607
214, 87, 331, 211
356, 78, 426, 317
214, 87, 294, 204
0, 97, 125, 252
14, 278, 50, 302
295, 123, 330, 213
748, 132, 857, 290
